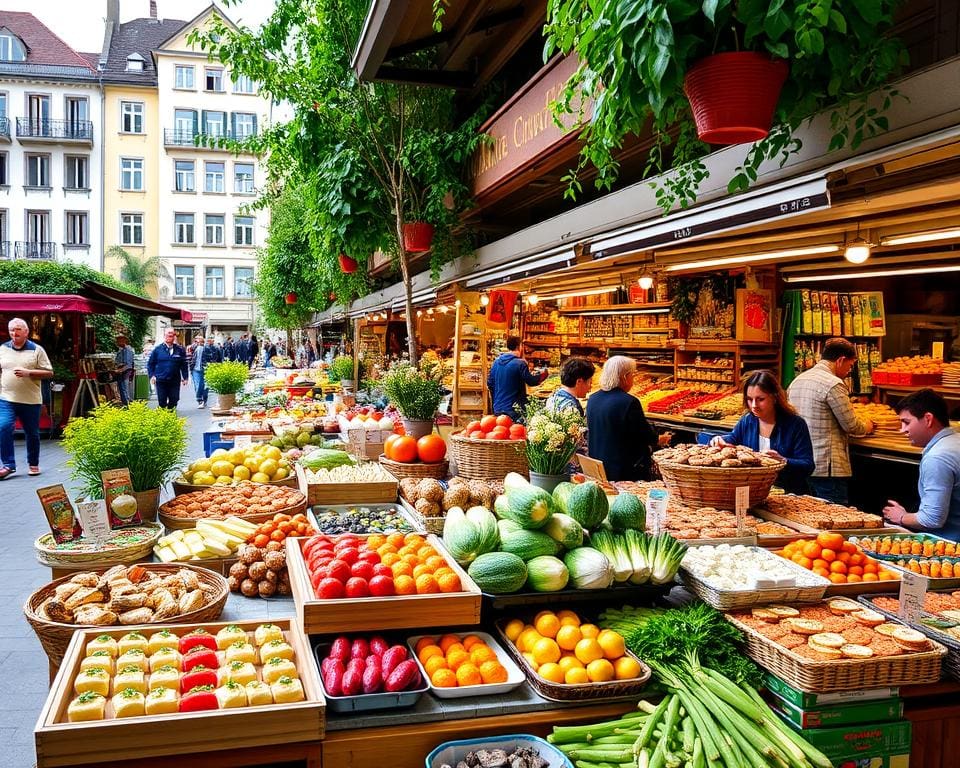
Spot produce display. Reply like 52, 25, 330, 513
383, 433, 447, 464
266, 426, 326, 450
871, 355, 943, 385
246, 512, 317, 548
761, 494, 884, 529
220, 418, 271, 433
434, 743, 553, 768
298, 448, 356, 472
411, 632, 512, 689
339, 404, 399, 434
154, 517, 257, 563
301, 462, 397, 484
312, 505, 417, 535
501, 609, 642, 685
686, 391, 744, 419
731, 599, 934, 658
37, 565, 217, 626
776, 534, 899, 584
654, 443, 783, 468
158, 483, 306, 521
318, 634, 422, 697
682, 544, 829, 591
873, 592, 960, 640
400, 477, 498, 517
301, 532, 463, 599
179, 444, 294, 486
459, 414, 526, 441
856, 534, 959, 558
227, 543, 291, 598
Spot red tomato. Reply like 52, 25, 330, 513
495, 414, 513, 428
358, 550, 381, 564
479, 415, 497, 432
327, 559, 351, 583
350, 560, 375, 580
317, 578, 344, 600
336, 547, 360, 565
383, 433, 404, 459
372, 563, 393, 578
416, 434, 447, 463
345, 577, 370, 598
508, 424, 526, 439
465, 420, 481, 433
390, 435, 419, 463
489, 426, 509, 440
369, 575, 395, 597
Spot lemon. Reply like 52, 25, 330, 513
273, 467, 289, 480
586, 658, 615, 683
258, 458, 279, 477
210, 448, 229, 458
504, 619, 525, 642
531, 637, 561, 666
232, 465, 251, 481
521, 652, 537, 667
574, 638, 604, 665
211, 460, 235, 478
579, 623, 600, 639
264, 446, 282, 461
251, 472, 271, 483
613, 656, 642, 680
557, 655, 584, 675
534, 613, 561, 639
278, 458, 290, 469
190, 458, 212, 473
226, 448, 246, 466
193, 472, 215, 486
516, 627, 541, 653
537, 662, 564, 684
243, 457, 261, 472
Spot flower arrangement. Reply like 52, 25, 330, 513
523, 399, 585, 476
380, 359, 446, 420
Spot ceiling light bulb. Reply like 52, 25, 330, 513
527, 293, 539, 305
638, 274, 654, 290
479, 294, 489, 306
454, 299, 461, 307
438, 305, 448, 313
416, 310, 423, 317
844, 238, 871, 265
427, 308, 434, 315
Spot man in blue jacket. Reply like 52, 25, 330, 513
146, 328, 188, 410
487, 336, 547, 421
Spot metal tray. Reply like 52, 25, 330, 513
313, 641, 428, 712
848, 532, 960, 562
406, 631, 525, 699
426, 735, 573, 768
308, 503, 423, 535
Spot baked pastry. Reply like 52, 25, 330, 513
65, 587, 105, 611
74, 667, 110, 696
225, 641, 257, 665
258, 639, 295, 663
216, 625, 248, 650
144, 686, 179, 715
44, 599, 73, 624
80, 651, 115, 675
70, 573, 99, 587
110, 593, 146, 612
152, 595, 180, 620
67, 691, 106, 722
149, 647, 181, 672
55, 582, 83, 602
112, 688, 146, 718
73, 605, 118, 626
218, 661, 257, 686
254, 623, 283, 647
147, 630, 178, 655
116, 649, 148, 673
840, 644, 875, 658
119, 607, 154, 625
245, 680, 273, 706
261, 657, 298, 685
178, 568, 200, 591
270, 675, 304, 703
118, 632, 148, 655
215, 681, 247, 709
113, 666, 146, 695
148, 665, 179, 691
86, 634, 118, 657
178, 590, 204, 614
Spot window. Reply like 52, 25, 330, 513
26, 210, 50, 243
205, 214, 225, 245
234, 215, 255, 246
120, 213, 143, 246
65, 212, 88, 246
205, 68, 224, 92
234, 162, 254, 193
204, 161, 224, 193
0, 92, 7, 117
173, 108, 196, 143
204, 266, 225, 297
27, 94, 50, 125
25, 154, 50, 187
202, 110, 226, 137
125, 54, 144, 72
0, 211, 6, 255
235, 266, 254, 297
65, 156, 89, 189
120, 157, 144, 191
174, 213, 195, 244
232, 112, 256, 139
174, 65, 194, 89
0, 32, 26, 62
174, 160, 195, 192
121, 101, 144, 133
0, 152, 7, 186
174, 265, 195, 296
232, 73, 255, 94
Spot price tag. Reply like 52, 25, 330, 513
898, 571, 928, 625
735, 486, 750, 537
76, 500, 111, 547
575, 454, 608, 483
932, 341, 945, 361
233, 434, 252, 448
646, 489, 669, 537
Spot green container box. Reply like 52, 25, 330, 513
768, 695, 904, 729
134, 373, 150, 401
788, 720, 912, 763
763, 672, 898, 709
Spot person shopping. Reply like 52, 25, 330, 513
586, 356, 666, 481
191, 337, 222, 409
113, 334, 135, 406
883, 389, 960, 539
700, 369, 814, 494
546, 357, 595, 416
487, 336, 548, 421
147, 328, 188, 410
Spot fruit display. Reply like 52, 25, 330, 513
686, 391, 744, 419
410, 632, 518, 693
654, 443, 783, 468
400, 477, 498, 517
856, 534, 959, 558
221, 418, 272, 433
885, 557, 960, 578
761, 494, 884, 529
501, 609, 643, 686
158, 483, 306, 522
302, 532, 464, 600
459, 414, 526, 441
312, 505, 417, 535
871, 355, 943, 385
153, 517, 258, 562
301, 461, 397, 484
731, 598, 934, 659
776, 534, 899, 584
267, 426, 326, 450
228, 542, 291, 598
682, 544, 830, 591
247, 512, 317, 548
872, 592, 960, 640
318, 634, 423, 699
383, 433, 447, 464
179, 444, 294, 486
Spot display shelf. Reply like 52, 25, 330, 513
557, 302, 672, 314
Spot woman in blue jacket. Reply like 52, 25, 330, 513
699, 369, 814, 494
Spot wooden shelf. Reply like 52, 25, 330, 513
558, 302, 672, 315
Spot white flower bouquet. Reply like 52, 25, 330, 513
523, 398, 585, 475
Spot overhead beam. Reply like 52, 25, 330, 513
436, 0, 493, 68
473, 0, 548, 92
384, 5, 527, 63
353, 0, 412, 81
374, 65, 475, 90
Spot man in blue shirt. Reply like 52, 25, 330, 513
112, 334, 135, 406
146, 328, 188, 410
883, 389, 960, 540
487, 336, 547, 421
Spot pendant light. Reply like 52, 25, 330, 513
638, 273, 654, 291
844, 223, 871, 265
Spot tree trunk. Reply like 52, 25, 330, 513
396, 219, 418, 365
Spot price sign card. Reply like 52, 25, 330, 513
646, 489, 669, 537
576, 454, 608, 483
233, 434, 253, 448
76, 500, 111, 547
932, 341, 945, 361
898, 571, 928, 625
735, 486, 750, 537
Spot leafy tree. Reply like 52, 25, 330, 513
107, 246, 171, 295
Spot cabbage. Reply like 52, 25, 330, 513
563, 546, 615, 590
299, 449, 355, 470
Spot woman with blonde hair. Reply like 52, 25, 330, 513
586, 356, 664, 481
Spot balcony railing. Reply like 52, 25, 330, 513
163, 128, 256, 149
0, 241, 10, 259
16, 118, 94, 142
0, 117, 9, 140
14, 241, 56, 260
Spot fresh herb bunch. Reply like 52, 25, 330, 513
380, 360, 445, 420
202, 361, 250, 395
328, 355, 355, 382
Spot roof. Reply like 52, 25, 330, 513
101, 17, 187, 85
156, 3, 235, 50
0, 11, 95, 71
0, 294, 114, 315
82, 281, 192, 321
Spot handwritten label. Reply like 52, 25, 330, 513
646, 489, 669, 537
233, 434, 253, 448
76, 500, 111, 547
735, 486, 750, 537
932, 342, 945, 361
898, 571, 927, 624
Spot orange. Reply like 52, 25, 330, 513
829, 573, 847, 584
394, 574, 416, 595
516, 628, 542, 653
848, 553, 864, 567
863, 562, 879, 574
878, 570, 897, 580
424, 655, 449, 676
557, 655, 583, 674
534, 613, 561, 639
795, 556, 813, 570
532, 637, 561, 666
414, 636, 437, 654
811, 559, 829, 572
848, 565, 864, 576
534, 610, 556, 623
521, 651, 537, 667
402, 553, 421, 567
802, 541, 822, 559
417, 545, 436, 559
390, 561, 413, 578
438, 634, 462, 654
479, 659, 508, 684
817, 532, 844, 550
381, 552, 401, 567
418, 644, 443, 665
556, 609, 581, 626
437, 571, 462, 593
862, 572, 879, 582
444, 642, 466, 657
397, 545, 416, 558
455, 663, 482, 687
813, 567, 831, 579
596, 629, 626, 660
404, 533, 425, 547
556, 624, 582, 651
431, 668, 457, 688
586, 658, 615, 683
846, 573, 862, 583
415, 574, 440, 594
820, 548, 837, 562
537, 662, 564, 684
613, 656, 642, 680
366, 534, 386, 550
413, 563, 436, 580
841, 541, 858, 554
564, 667, 589, 684
830, 561, 847, 574
574, 638, 604, 664
425, 555, 447, 571
446, 648, 470, 671
504, 619, 525, 642
462, 635, 484, 651
837, 552, 851, 565
386, 532, 405, 548
377, 543, 398, 557
579, 624, 600, 639
470, 645, 497, 666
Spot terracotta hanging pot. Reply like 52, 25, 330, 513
284, 292, 298, 305
683, 52, 789, 145
403, 222, 435, 253
338, 253, 358, 273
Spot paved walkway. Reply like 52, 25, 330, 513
1, 400, 296, 767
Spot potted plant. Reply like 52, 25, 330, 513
61, 402, 188, 519
329, 355, 357, 391
545, 0, 906, 211
203, 361, 250, 411
380, 359, 446, 438
523, 399, 585, 492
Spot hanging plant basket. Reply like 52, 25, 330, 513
403, 222, 435, 253
338, 253, 358, 273
683, 52, 789, 146
284, 292, 298, 305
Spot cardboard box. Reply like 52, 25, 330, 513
785, 719, 911, 763
768, 695, 904, 729
764, 672, 898, 709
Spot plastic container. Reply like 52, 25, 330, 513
313, 641, 428, 713
426, 734, 573, 768
406, 631, 525, 699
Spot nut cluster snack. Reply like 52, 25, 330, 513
763, 495, 883, 529
654, 444, 783, 468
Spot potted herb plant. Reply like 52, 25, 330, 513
61, 402, 188, 519
523, 399, 585, 492
202, 361, 250, 411
329, 355, 357, 392
380, 359, 446, 438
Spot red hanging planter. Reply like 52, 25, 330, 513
338, 253, 358, 273
403, 222, 435, 253
683, 52, 789, 145
284, 292, 298, 305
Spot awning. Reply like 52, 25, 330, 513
0, 293, 115, 315
82, 281, 192, 322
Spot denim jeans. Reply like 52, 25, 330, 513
192, 369, 208, 405
808, 476, 850, 505
0, 399, 41, 469
117, 373, 131, 406
156, 379, 181, 409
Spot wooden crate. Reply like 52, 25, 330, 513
286, 534, 481, 635
295, 462, 398, 506
34, 618, 325, 767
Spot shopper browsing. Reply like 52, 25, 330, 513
191, 337, 222, 409
112, 334, 135, 406
0, 317, 54, 480
787, 337, 874, 504
546, 357, 595, 416
487, 336, 548, 421
701, 369, 814, 494
883, 389, 960, 539
147, 328, 189, 410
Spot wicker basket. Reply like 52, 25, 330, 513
34, 523, 163, 568
654, 456, 784, 509
379, 455, 449, 480
494, 618, 650, 701
158, 488, 307, 530
399, 497, 446, 536
171, 475, 299, 496
725, 610, 946, 692
23, 564, 229, 669
450, 432, 527, 480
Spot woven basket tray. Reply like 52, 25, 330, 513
171, 475, 299, 496
398, 496, 445, 536
34, 523, 163, 568
450, 432, 527, 480
725, 610, 946, 693
654, 456, 784, 509
157, 487, 307, 530
494, 618, 651, 701
23, 563, 229, 669
379, 455, 449, 480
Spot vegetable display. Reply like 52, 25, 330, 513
459, 414, 526, 441
228, 542, 291, 598
154, 517, 257, 562
312, 506, 416, 535
299, 449, 355, 472
777, 534, 899, 584
442, 507, 500, 565
590, 530, 687, 586
301, 463, 396, 484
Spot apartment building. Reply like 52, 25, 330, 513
0, 11, 102, 271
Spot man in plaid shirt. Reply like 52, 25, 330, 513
787, 338, 874, 504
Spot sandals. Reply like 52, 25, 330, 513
0, 467, 15, 480
29, 466, 41, 476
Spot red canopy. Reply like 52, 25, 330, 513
0, 293, 115, 315
82, 282, 192, 322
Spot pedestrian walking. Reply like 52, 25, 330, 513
147, 328, 189, 410
113, 334, 135, 406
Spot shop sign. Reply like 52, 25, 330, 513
468, 54, 590, 198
